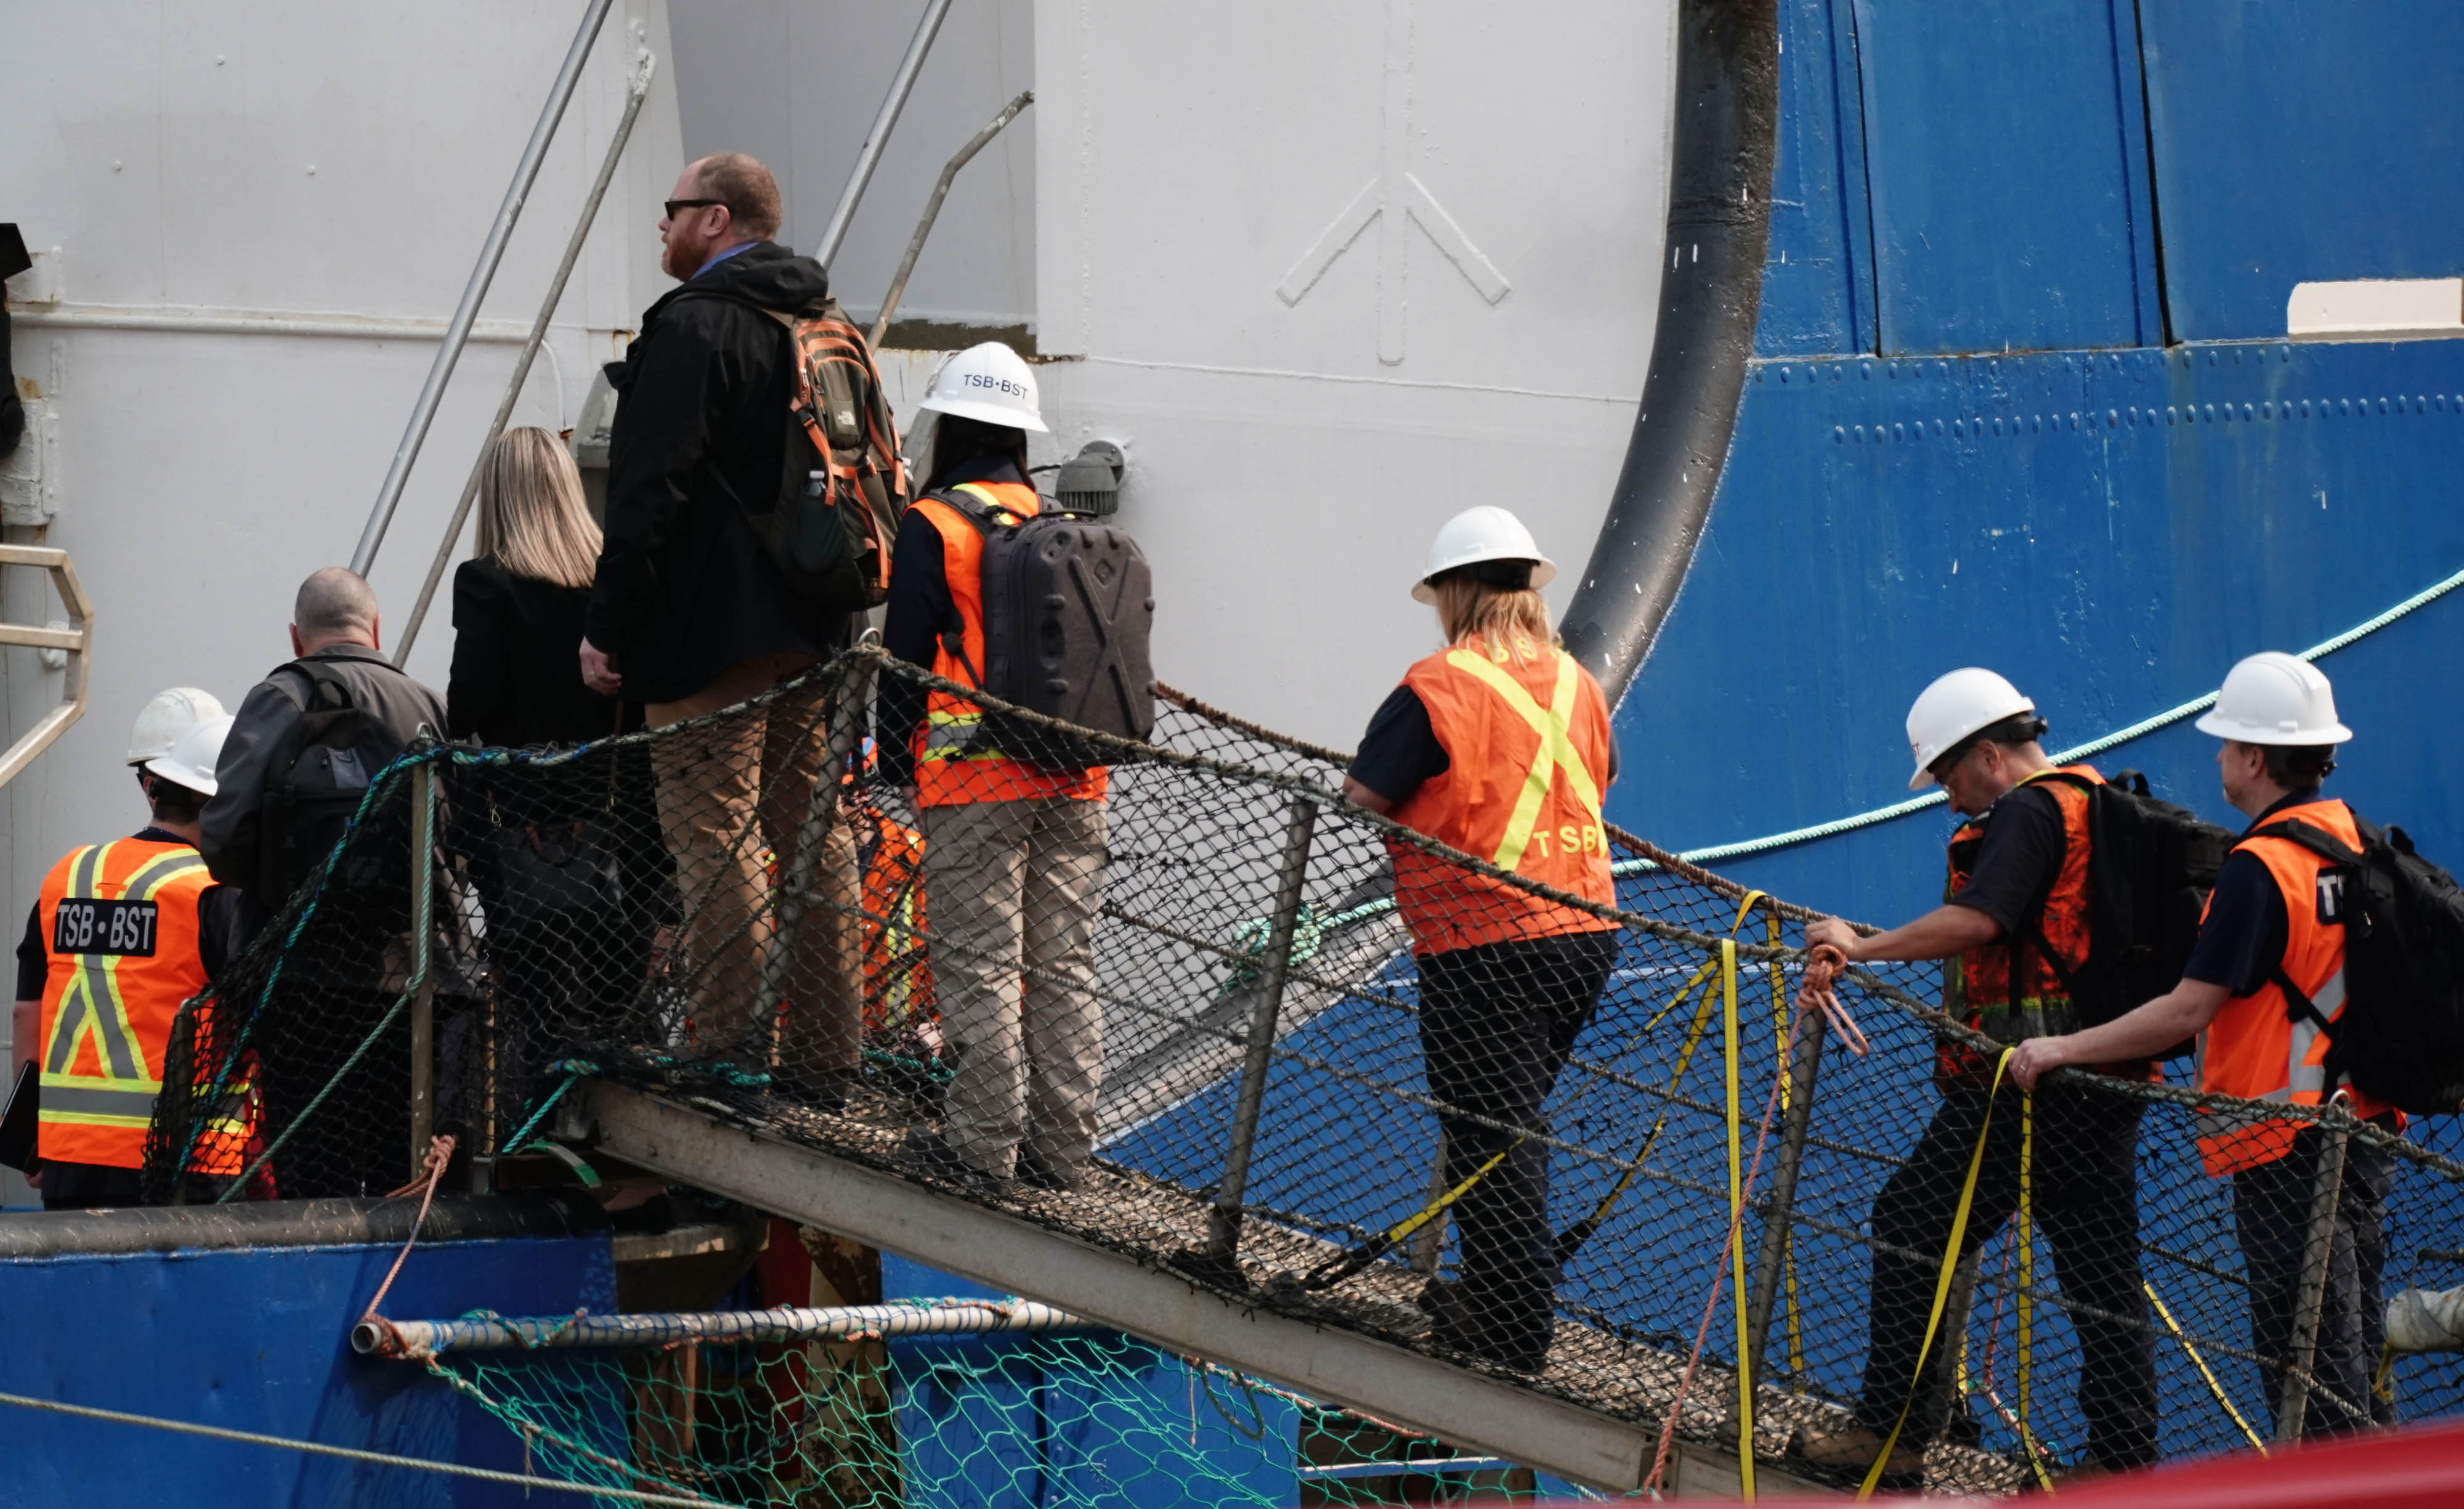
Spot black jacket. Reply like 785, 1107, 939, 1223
585, 242, 848, 705
449, 558, 634, 747
200, 644, 448, 890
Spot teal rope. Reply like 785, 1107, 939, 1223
1669, 559, 2464, 866
496, 1060, 598, 1156
212, 988, 411, 1203
177, 745, 439, 1191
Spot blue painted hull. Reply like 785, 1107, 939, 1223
0, 1234, 614, 1508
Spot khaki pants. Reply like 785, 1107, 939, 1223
920, 795, 1105, 1178
648, 653, 860, 1086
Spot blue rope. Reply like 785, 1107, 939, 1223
1663, 559, 2464, 867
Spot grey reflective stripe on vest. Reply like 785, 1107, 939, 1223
2195, 965, 2347, 1143
40, 1083, 160, 1119
2287, 966, 2346, 1097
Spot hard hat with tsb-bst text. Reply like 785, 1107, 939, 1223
917, 342, 1048, 433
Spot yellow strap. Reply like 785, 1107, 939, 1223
2146, 1281, 2269, 1454
1857, 1051, 2016, 1500
1443, 649, 1602, 871
949, 481, 1026, 519
1376, 1141, 1517, 1249
1721, 938, 1755, 1499
2016, 1089, 2053, 1492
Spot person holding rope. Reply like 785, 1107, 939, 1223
1340, 506, 1619, 1374
1790, 669, 2156, 1486
2012, 653, 2397, 1438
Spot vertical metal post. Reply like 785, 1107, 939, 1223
2277, 1112, 2353, 1442
763, 656, 880, 1068
407, 763, 439, 1179
1409, 1131, 1450, 1275
1204, 795, 1319, 1263
1746, 1005, 1825, 1373
813, 0, 955, 270
351, 0, 615, 574
394, 46, 658, 662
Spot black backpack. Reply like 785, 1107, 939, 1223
2245, 813, 2464, 1115
934, 485, 1156, 773
2023, 770, 2234, 1045
257, 661, 420, 906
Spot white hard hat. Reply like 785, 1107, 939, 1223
1905, 669, 2037, 790
1412, 506, 1557, 604
2194, 651, 2353, 746
128, 687, 227, 766
916, 342, 1048, 433
143, 715, 235, 799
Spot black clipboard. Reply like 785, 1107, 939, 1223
0, 1061, 36, 1174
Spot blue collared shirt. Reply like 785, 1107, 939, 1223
694, 242, 755, 279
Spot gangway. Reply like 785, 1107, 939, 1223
560, 1075, 1836, 1497
145, 648, 2464, 1499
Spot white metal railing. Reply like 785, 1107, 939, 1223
0, 544, 92, 787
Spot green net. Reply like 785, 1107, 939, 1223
412, 1321, 1567, 1508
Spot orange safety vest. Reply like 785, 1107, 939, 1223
1944, 765, 2100, 1045
1387, 635, 1618, 956
2194, 797, 2395, 1177
908, 481, 1109, 808
35, 838, 214, 1170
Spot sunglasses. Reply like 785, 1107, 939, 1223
663, 198, 725, 219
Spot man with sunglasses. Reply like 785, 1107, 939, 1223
1787, 669, 2156, 1487
581, 153, 861, 1102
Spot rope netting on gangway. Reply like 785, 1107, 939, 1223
144, 646, 2464, 1500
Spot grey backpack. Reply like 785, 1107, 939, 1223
934, 487, 1156, 773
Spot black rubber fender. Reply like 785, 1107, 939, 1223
1558, 0, 1778, 704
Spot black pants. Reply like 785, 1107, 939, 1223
39, 1160, 146, 1210
1854, 1080, 2157, 1471
1417, 929, 1619, 1367
2231, 1120, 2395, 1437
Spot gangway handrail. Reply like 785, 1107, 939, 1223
0, 543, 92, 787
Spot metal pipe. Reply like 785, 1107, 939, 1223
1204, 795, 1320, 1263
813, 0, 955, 270
349, 0, 615, 576
354, 1298, 1086, 1357
407, 763, 439, 1176
10, 304, 584, 344
2277, 1112, 2354, 1441
869, 90, 1034, 346
0, 1192, 604, 1260
394, 47, 657, 664
1745, 1006, 1825, 1373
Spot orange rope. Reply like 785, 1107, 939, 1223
358, 1134, 458, 1355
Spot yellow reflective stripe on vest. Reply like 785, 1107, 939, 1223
922, 707, 1010, 763
1440, 648, 1603, 871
